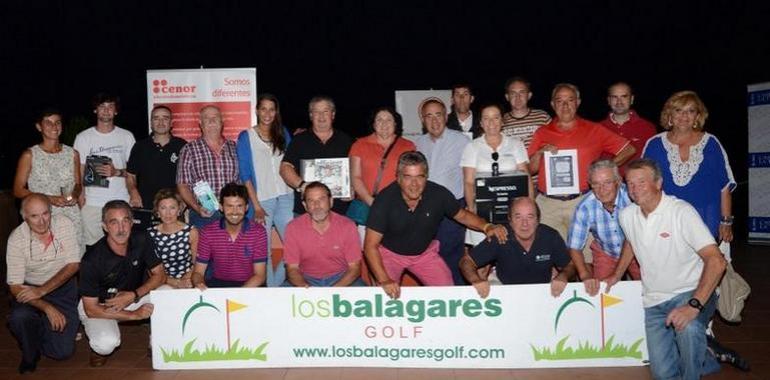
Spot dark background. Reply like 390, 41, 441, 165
2, 0, 769, 237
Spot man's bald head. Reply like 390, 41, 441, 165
21, 193, 51, 218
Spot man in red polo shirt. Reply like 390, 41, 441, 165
283, 182, 364, 287
599, 82, 657, 176
528, 83, 636, 249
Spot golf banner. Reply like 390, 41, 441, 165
150, 282, 647, 370
146, 68, 257, 141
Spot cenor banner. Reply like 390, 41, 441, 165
150, 282, 647, 370
146, 68, 257, 141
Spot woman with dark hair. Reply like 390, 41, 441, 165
13, 108, 84, 254
236, 93, 293, 287
148, 188, 198, 288
349, 107, 416, 227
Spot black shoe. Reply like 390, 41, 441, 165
18, 360, 37, 374
707, 336, 751, 371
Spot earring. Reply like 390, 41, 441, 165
692, 123, 697, 129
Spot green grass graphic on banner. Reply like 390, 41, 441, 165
161, 339, 269, 362
530, 335, 644, 360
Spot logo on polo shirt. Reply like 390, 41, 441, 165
659, 232, 671, 238
170, 153, 179, 163
535, 254, 550, 262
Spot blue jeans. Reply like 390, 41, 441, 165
8, 279, 79, 364
285, 271, 366, 287
645, 291, 720, 380
258, 192, 294, 287
189, 209, 221, 229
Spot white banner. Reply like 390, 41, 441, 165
151, 282, 647, 370
748, 82, 770, 243
395, 90, 452, 141
146, 68, 257, 141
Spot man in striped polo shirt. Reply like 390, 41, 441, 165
501, 76, 551, 148
192, 183, 268, 288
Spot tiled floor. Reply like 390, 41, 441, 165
2, 241, 767, 379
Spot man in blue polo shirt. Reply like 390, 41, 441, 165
460, 196, 576, 298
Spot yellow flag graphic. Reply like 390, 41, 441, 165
227, 299, 247, 313
602, 293, 623, 308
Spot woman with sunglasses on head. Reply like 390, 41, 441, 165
461, 104, 532, 245
13, 108, 84, 255
148, 188, 198, 288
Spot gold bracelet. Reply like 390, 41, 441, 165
483, 223, 493, 233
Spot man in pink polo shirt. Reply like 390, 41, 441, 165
283, 182, 364, 287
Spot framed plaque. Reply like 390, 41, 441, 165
544, 149, 579, 195
300, 157, 351, 198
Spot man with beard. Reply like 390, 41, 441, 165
191, 183, 267, 289
78, 200, 166, 366
283, 182, 364, 287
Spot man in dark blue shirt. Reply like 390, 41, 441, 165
460, 196, 576, 298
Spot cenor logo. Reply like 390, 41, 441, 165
152, 79, 197, 94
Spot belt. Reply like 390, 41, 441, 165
539, 191, 585, 201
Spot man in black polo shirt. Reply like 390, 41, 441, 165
78, 200, 166, 367
126, 105, 186, 208
280, 96, 353, 215
364, 151, 507, 299
460, 196, 576, 298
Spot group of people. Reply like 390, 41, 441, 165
7, 77, 743, 379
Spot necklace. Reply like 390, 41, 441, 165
255, 127, 272, 143
39, 143, 62, 154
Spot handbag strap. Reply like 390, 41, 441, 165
371, 139, 398, 196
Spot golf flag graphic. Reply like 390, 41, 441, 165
226, 299, 248, 350
600, 293, 623, 349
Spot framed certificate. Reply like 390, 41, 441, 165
544, 149, 579, 195
300, 157, 351, 198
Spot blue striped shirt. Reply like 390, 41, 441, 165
567, 185, 631, 258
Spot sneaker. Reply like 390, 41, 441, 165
707, 336, 750, 371
89, 350, 108, 367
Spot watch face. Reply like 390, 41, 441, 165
688, 298, 702, 310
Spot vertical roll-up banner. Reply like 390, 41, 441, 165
748, 82, 770, 244
146, 68, 257, 141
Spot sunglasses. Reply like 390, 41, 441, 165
491, 152, 499, 176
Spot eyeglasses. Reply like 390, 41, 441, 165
29, 234, 61, 262
491, 152, 499, 176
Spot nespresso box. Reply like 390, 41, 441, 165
475, 172, 529, 223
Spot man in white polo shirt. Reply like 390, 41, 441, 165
605, 158, 725, 379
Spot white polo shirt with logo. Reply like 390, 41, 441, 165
619, 193, 716, 308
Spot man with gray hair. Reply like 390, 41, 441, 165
566, 159, 641, 296
528, 83, 636, 266
606, 158, 728, 379
78, 200, 167, 366
281, 96, 353, 215
364, 151, 507, 299
414, 98, 471, 285
7, 194, 80, 373
177, 105, 239, 228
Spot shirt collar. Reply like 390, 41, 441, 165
218, 217, 251, 232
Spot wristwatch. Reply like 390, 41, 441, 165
295, 180, 306, 193
132, 290, 141, 303
687, 297, 704, 312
